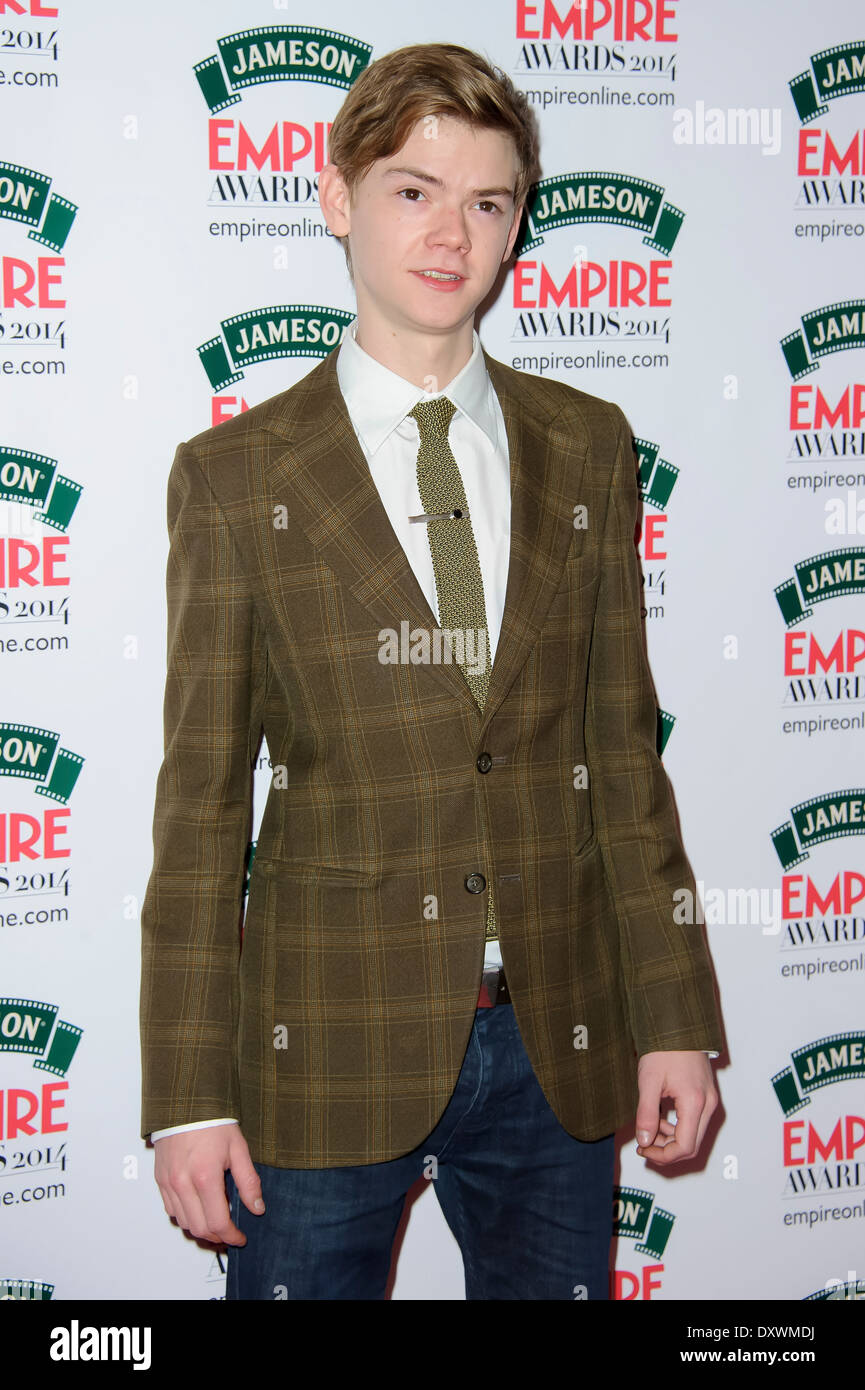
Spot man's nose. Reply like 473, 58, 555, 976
428, 203, 471, 251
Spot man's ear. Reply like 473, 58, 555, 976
318, 163, 352, 237
503, 200, 525, 263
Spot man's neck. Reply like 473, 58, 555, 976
353, 311, 474, 391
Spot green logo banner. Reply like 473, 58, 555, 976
0, 448, 81, 531
656, 708, 675, 757
0, 161, 77, 252
781, 301, 865, 378
198, 305, 354, 391
0, 1279, 54, 1300
614, 1186, 675, 1259
771, 789, 865, 869
772, 1032, 865, 1115
517, 171, 684, 256
789, 41, 865, 123
805, 1279, 865, 1301
635, 438, 678, 511
0, 998, 82, 1076
775, 548, 865, 626
194, 26, 372, 112
0, 724, 83, 803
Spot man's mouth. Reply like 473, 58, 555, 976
416, 270, 464, 281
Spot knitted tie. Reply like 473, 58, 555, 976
408, 395, 497, 943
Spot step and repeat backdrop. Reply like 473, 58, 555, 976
1, 0, 863, 1301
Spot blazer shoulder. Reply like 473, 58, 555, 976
484, 348, 630, 441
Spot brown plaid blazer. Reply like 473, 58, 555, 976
139, 341, 724, 1167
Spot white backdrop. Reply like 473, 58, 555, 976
1, 0, 863, 1301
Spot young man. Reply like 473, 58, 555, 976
140, 43, 723, 1300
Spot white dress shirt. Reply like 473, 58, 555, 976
150, 319, 714, 1142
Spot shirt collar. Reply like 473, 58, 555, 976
336, 317, 497, 457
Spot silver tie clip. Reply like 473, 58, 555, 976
408, 508, 464, 523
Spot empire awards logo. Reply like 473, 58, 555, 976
511, 171, 680, 376
197, 26, 371, 230
785, 375, 865, 509
0, 0, 61, 92
781, 625, 865, 733
513, 0, 678, 107
772, 786, 865, 979
0, 161, 74, 379
0, 447, 80, 657
774, 1034, 865, 1223
0, 724, 79, 931
791, 40, 865, 242
0, 997, 79, 1214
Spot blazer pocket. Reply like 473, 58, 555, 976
252, 856, 380, 887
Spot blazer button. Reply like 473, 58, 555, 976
465, 873, 486, 894
476, 752, 492, 773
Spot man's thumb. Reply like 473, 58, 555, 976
635, 1093, 660, 1148
230, 1145, 266, 1215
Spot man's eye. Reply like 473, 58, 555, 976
477, 201, 502, 214
398, 187, 424, 201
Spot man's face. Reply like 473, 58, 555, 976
333, 115, 523, 338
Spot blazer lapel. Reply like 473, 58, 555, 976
479, 350, 589, 732
260, 343, 590, 724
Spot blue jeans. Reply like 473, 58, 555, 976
225, 1003, 614, 1300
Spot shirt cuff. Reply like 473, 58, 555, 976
150, 1118, 239, 1141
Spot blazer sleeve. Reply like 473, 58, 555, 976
584, 402, 724, 1057
139, 440, 267, 1139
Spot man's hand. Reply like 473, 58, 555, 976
153, 1124, 265, 1245
635, 1051, 718, 1165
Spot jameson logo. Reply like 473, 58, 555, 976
790, 42, 865, 123
0, 723, 83, 803
614, 1186, 674, 1260
656, 708, 674, 756
198, 305, 353, 391
773, 1033, 865, 1115
0, 448, 81, 532
772, 789, 865, 870
775, 548, 865, 626
781, 301, 865, 379
636, 438, 678, 511
0, 1279, 54, 1300
195, 26, 372, 113
517, 172, 684, 256
0, 998, 82, 1076
0, 161, 76, 252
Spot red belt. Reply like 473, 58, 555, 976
476, 966, 511, 1008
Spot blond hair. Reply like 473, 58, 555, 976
326, 43, 541, 280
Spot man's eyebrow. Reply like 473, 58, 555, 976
382, 165, 515, 199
